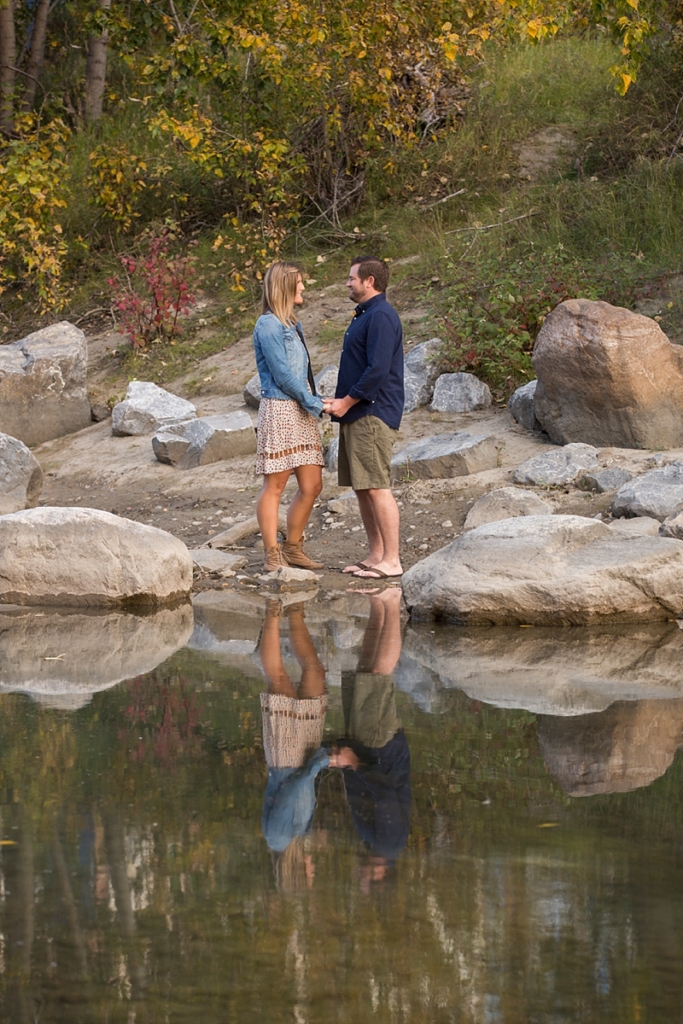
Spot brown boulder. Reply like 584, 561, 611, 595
532, 299, 683, 448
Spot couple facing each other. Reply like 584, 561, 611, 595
253, 255, 404, 580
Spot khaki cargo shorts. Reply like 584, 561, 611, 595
338, 415, 398, 490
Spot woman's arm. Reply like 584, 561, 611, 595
257, 318, 323, 416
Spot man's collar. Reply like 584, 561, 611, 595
354, 292, 386, 317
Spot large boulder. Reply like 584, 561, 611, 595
463, 486, 552, 530
402, 514, 683, 625
0, 322, 91, 446
112, 381, 196, 436
0, 604, 194, 710
0, 433, 43, 514
391, 432, 498, 481
243, 373, 262, 408
0, 507, 193, 608
430, 372, 492, 413
612, 462, 683, 521
512, 442, 598, 487
508, 379, 541, 432
532, 299, 683, 448
403, 338, 442, 413
152, 412, 256, 469
537, 700, 683, 796
404, 620, 683, 716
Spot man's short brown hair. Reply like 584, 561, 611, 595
351, 255, 389, 293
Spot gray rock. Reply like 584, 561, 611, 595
430, 372, 492, 413
152, 412, 256, 469
243, 373, 262, 409
90, 401, 111, 422
402, 514, 683, 625
0, 604, 193, 710
264, 565, 321, 583
532, 298, 683, 448
508, 379, 541, 432
612, 462, 683, 521
463, 486, 552, 530
391, 432, 499, 481
112, 381, 196, 436
327, 492, 359, 515
314, 364, 338, 398
0, 322, 91, 446
189, 549, 248, 576
0, 507, 193, 608
404, 619, 683, 715
0, 433, 43, 514
608, 517, 661, 537
581, 467, 633, 493
512, 442, 599, 486
403, 338, 442, 413
659, 510, 683, 539
326, 436, 339, 473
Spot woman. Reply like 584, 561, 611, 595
254, 261, 325, 572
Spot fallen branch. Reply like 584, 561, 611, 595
206, 510, 287, 549
421, 188, 466, 209
445, 210, 538, 234
73, 307, 115, 326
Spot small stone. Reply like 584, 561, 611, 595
243, 374, 262, 409
464, 486, 553, 530
265, 566, 321, 583
392, 432, 499, 481
90, 402, 112, 422
660, 511, 683, 540
112, 381, 196, 437
581, 467, 633, 493
326, 436, 339, 473
508, 380, 541, 432
327, 492, 359, 515
512, 443, 599, 487
189, 549, 248, 576
441, 520, 453, 528
430, 373, 492, 413
608, 517, 661, 537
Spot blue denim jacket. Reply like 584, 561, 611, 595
253, 313, 324, 417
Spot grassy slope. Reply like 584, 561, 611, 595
35, 35, 683, 398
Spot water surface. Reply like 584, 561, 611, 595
1, 592, 683, 1023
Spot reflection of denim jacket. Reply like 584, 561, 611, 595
253, 313, 324, 418
262, 747, 330, 852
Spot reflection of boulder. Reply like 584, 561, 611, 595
0, 604, 194, 709
404, 621, 683, 716
538, 700, 683, 796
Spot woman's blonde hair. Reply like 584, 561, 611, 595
261, 261, 302, 325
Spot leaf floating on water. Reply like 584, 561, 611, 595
0, 840, 17, 846
537, 822, 560, 828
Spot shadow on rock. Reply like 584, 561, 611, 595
0, 603, 194, 710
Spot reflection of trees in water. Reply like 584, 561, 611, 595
0, 665, 683, 1020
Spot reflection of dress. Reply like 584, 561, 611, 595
260, 692, 327, 769
260, 692, 329, 852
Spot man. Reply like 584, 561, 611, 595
324, 256, 404, 579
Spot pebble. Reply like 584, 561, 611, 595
441, 520, 453, 528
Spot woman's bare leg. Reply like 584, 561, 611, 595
257, 469, 291, 549
259, 601, 296, 697
287, 605, 326, 698
286, 464, 323, 544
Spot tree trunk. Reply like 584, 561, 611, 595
0, 0, 16, 135
22, 0, 50, 111
84, 0, 111, 122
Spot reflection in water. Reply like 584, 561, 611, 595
0, 603, 194, 708
5, 594, 683, 1021
331, 590, 410, 882
538, 699, 683, 796
259, 599, 328, 890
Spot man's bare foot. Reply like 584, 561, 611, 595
353, 561, 403, 580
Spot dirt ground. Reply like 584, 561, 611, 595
32, 275, 666, 591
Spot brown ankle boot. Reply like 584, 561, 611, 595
282, 538, 324, 570
263, 543, 288, 573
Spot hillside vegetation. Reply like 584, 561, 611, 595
0, 0, 682, 400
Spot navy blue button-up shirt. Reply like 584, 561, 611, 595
333, 292, 404, 429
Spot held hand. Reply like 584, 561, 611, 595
325, 396, 358, 417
